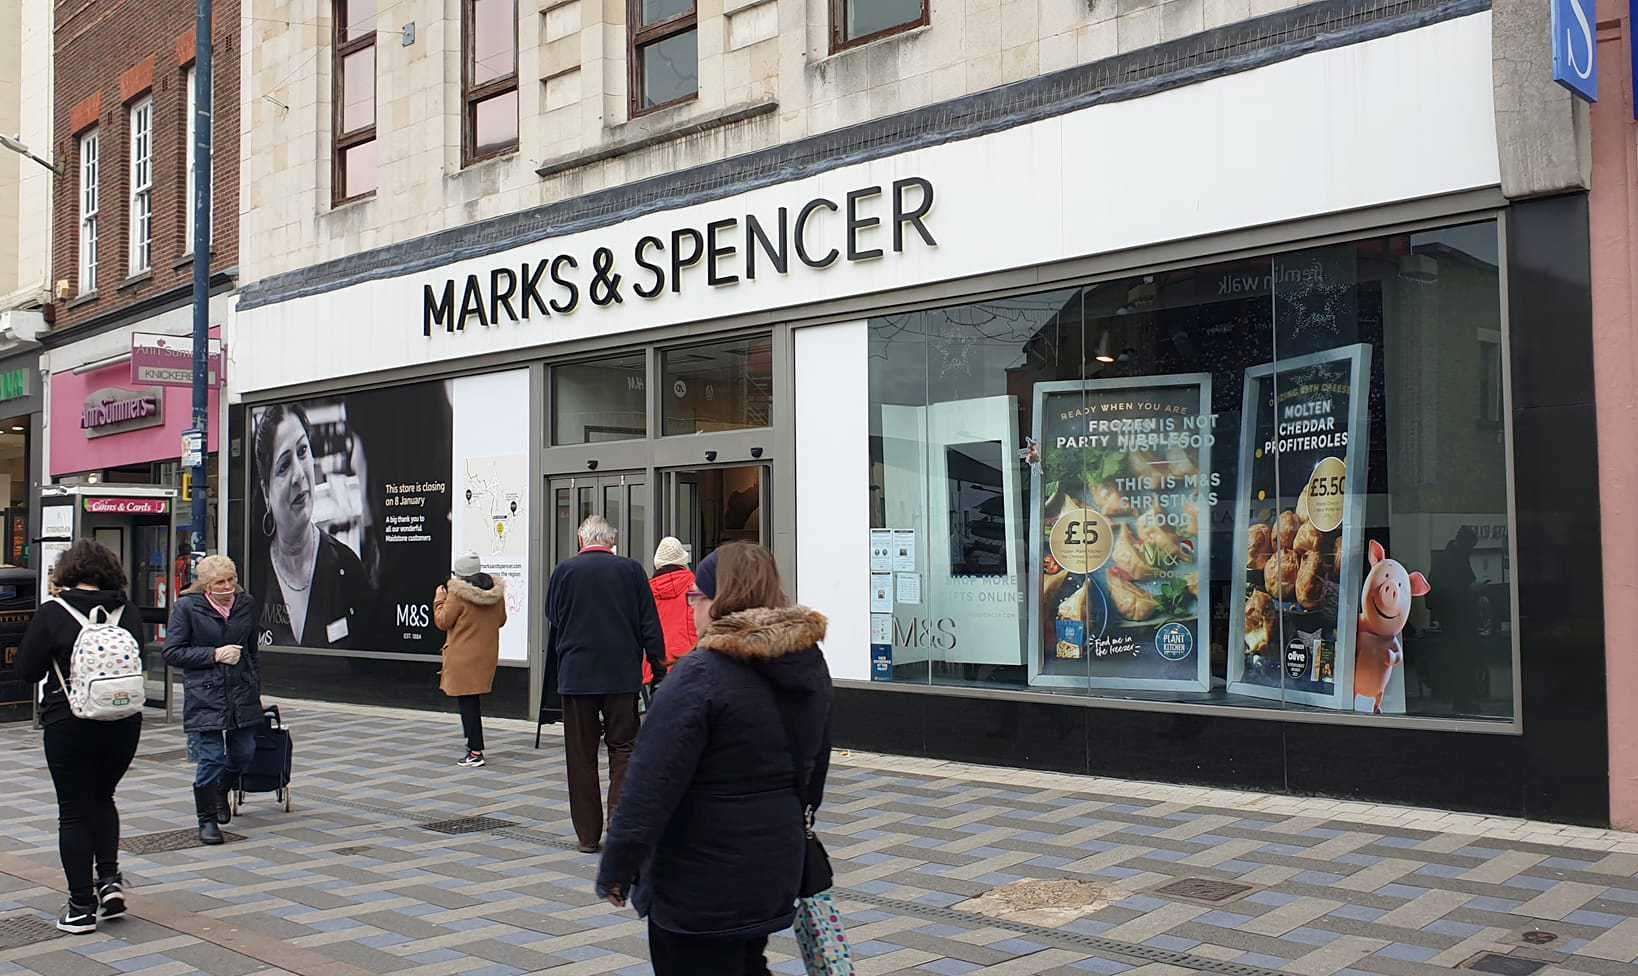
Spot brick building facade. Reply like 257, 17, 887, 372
51, 0, 239, 334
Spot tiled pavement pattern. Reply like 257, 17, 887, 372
0, 700, 1635, 976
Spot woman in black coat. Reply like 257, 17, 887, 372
596, 543, 833, 975
163, 555, 263, 845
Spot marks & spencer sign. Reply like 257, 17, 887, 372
423, 177, 938, 336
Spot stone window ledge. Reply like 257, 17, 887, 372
536, 99, 779, 180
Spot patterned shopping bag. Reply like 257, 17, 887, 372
792, 893, 854, 975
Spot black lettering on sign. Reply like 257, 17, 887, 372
846, 186, 883, 261
634, 235, 666, 298
795, 198, 839, 268
423, 280, 456, 336
670, 228, 704, 293
707, 217, 740, 287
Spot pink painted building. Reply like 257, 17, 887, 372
1590, 0, 1638, 830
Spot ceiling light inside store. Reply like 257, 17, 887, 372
1398, 254, 1439, 284
1093, 333, 1116, 364
8, 426, 20, 432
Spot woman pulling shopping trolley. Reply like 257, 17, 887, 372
164, 555, 265, 845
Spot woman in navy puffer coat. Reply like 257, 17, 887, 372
596, 543, 832, 976
163, 555, 262, 845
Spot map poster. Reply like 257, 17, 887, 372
455, 454, 530, 662
1227, 344, 1371, 709
1027, 374, 1214, 693
450, 371, 533, 663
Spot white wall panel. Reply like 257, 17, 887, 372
232, 14, 1499, 395
794, 321, 870, 681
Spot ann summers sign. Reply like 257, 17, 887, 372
423, 177, 937, 336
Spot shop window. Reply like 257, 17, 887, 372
0, 420, 29, 568
661, 335, 772, 436
832, 0, 926, 52
128, 97, 153, 275
552, 352, 648, 445
867, 221, 1516, 723
629, 0, 697, 116
462, 0, 518, 165
78, 129, 99, 294
334, 0, 378, 203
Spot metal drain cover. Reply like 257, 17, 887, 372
1462, 953, 1546, 976
122, 828, 246, 853
0, 914, 64, 950
419, 816, 517, 835
136, 748, 191, 763
1153, 877, 1254, 904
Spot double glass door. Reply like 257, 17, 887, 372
549, 472, 648, 567
546, 464, 770, 575
661, 464, 769, 570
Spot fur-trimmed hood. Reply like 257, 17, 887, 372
699, 607, 827, 661
446, 575, 505, 606
699, 607, 830, 696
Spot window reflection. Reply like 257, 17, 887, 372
866, 222, 1514, 722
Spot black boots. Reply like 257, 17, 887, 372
194, 786, 223, 845
215, 782, 233, 825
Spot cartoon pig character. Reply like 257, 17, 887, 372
1354, 540, 1430, 713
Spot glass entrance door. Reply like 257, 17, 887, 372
662, 464, 768, 569
548, 471, 648, 570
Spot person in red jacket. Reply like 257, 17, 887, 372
645, 537, 698, 690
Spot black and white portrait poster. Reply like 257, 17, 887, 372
248, 380, 455, 654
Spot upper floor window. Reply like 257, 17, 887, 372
78, 129, 100, 295
128, 97, 153, 275
335, 0, 379, 202
831, 0, 926, 51
462, 0, 518, 165
629, 0, 697, 116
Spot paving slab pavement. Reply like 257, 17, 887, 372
0, 697, 1633, 976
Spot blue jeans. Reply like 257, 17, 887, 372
189, 728, 258, 788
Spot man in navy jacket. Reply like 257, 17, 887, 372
546, 515, 667, 852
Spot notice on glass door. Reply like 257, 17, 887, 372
870, 613, 893, 645
892, 530, 917, 571
870, 530, 893, 573
870, 574, 894, 613
895, 572, 921, 606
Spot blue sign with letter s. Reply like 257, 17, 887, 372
1551, 0, 1598, 102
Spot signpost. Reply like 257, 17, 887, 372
1551, 0, 1598, 102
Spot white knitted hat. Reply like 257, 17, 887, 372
654, 536, 690, 568
453, 552, 482, 577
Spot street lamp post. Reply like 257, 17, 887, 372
188, 0, 214, 559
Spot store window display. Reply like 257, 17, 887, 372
867, 221, 1515, 722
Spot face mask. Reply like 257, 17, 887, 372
207, 590, 235, 610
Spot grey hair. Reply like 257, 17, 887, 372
184, 554, 241, 595
578, 514, 618, 547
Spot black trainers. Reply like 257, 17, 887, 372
97, 874, 126, 919
457, 751, 485, 768
56, 899, 97, 934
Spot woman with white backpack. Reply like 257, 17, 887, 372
15, 540, 146, 935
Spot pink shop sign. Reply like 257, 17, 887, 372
82, 497, 170, 515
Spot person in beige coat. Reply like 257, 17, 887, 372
436, 552, 507, 767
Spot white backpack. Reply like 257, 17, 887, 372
49, 598, 145, 721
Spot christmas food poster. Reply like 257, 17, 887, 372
1227, 344, 1371, 709
1027, 375, 1214, 692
